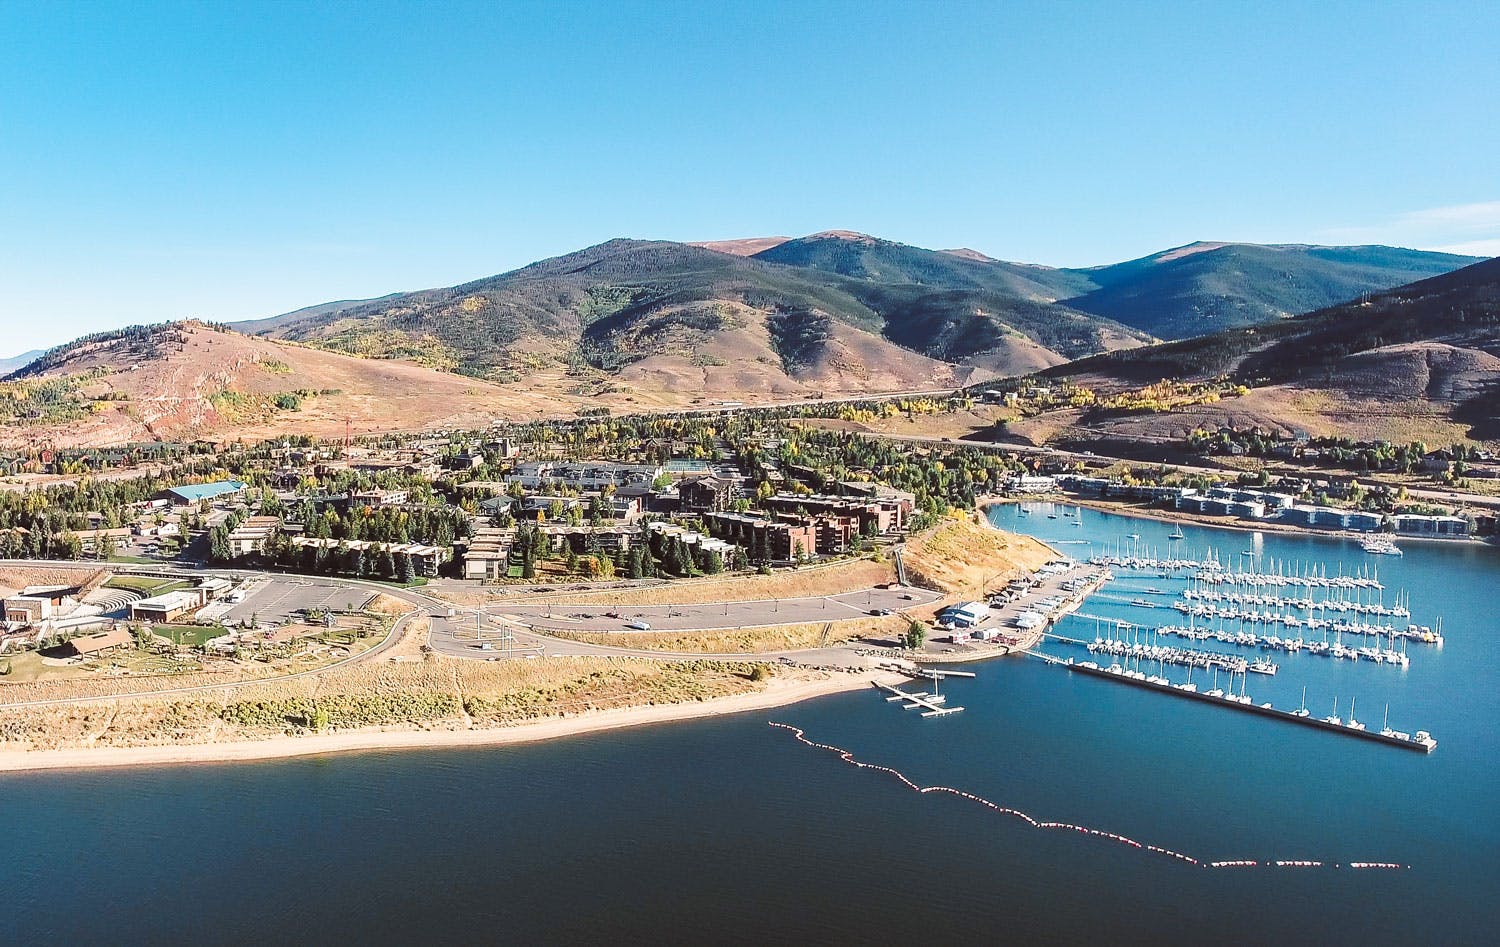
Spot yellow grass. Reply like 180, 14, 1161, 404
902, 514, 1053, 596
547, 613, 907, 654
0, 652, 775, 751
430, 557, 896, 608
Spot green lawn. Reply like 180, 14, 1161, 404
365, 576, 429, 588
105, 575, 190, 595
149, 623, 227, 647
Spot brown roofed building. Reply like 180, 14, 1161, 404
66, 627, 135, 658
679, 475, 735, 514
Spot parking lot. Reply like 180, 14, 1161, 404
217, 577, 376, 625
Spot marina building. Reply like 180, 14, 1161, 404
1391, 514, 1471, 537
938, 601, 991, 628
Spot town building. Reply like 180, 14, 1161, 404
158, 480, 248, 506
1278, 506, 1384, 531
1391, 513, 1471, 537
504, 461, 662, 491
287, 537, 451, 576
130, 589, 204, 623
65, 627, 135, 658
938, 601, 991, 628
347, 489, 409, 509
226, 516, 282, 557
645, 521, 736, 558
459, 528, 513, 581
762, 492, 907, 533
72, 527, 134, 554
703, 512, 817, 561
4, 594, 55, 625
678, 475, 736, 514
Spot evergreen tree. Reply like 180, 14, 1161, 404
207, 525, 232, 562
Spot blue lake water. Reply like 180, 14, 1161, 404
2, 505, 1496, 945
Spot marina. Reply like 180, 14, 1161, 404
996, 502, 1460, 761
1029, 652, 1437, 752
1070, 612, 1413, 668
1046, 630, 1268, 675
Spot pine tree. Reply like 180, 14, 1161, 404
207, 525, 232, 562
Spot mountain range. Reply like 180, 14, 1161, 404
1034, 255, 1500, 445
0, 349, 44, 376
5, 230, 1491, 447
239, 231, 1479, 390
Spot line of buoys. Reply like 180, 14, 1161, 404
769, 722, 1409, 872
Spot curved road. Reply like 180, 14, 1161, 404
0, 560, 919, 707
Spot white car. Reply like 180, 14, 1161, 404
625, 620, 652, 631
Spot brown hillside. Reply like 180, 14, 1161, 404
689, 236, 792, 256
902, 516, 1054, 596
4, 324, 580, 447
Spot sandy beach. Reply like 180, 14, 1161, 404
0, 670, 902, 774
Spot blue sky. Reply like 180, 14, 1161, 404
2, 0, 1497, 353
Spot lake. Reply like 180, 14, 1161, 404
2, 505, 1496, 944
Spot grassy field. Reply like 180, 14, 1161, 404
149, 624, 226, 647
901, 514, 1054, 597
547, 613, 907, 654
0, 641, 777, 750
431, 557, 897, 609
104, 575, 189, 595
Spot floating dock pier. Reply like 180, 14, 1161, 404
875, 681, 963, 717
1032, 654, 1435, 753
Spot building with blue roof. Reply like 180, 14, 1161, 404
159, 480, 248, 505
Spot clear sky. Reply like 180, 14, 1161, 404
2, 0, 1497, 354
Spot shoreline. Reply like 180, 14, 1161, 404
984, 495, 1496, 547
0, 670, 901, 775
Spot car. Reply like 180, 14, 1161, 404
625, 620, 652, 631
873, 608, 893, 616
900, 594, 914, 601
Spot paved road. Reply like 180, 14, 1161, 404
486, 586, 940, 634
0, 561, 946, 702
425, 614, 892, 668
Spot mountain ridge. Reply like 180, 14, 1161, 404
239, 235, 1154, 388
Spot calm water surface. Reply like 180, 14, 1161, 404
2, 505, 1495, 945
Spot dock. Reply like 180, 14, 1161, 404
1041, 657, 1435, 753
908, 668, 976, 680
875, 682, 964, 717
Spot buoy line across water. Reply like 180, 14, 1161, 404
768, 722, 1408, 871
